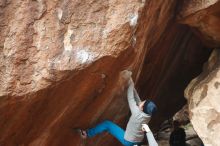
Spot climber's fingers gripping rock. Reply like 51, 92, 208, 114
119, 70, 133, 86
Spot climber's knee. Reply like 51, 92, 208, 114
103, 120, 113, 126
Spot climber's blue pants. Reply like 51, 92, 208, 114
87, 120, 140, 146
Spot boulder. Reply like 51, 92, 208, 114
185, 49, 220, 146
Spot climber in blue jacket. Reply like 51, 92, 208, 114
79, 70, 158, 146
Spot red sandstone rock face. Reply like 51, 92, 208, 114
179, 0, 220, 47
185, 49, 220, 146
0, 0, 178, 145
0, 0, 213, 146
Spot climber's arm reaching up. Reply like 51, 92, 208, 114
127, 81, 140, 114
133, 88, 142, 106
120, 70, 140, 114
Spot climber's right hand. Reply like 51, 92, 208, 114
142, 124, 151, 133
120, 70, 132, 80
120, 70, 133, 85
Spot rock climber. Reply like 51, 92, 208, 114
79, 70, 158, 146
169, 120, 186, 146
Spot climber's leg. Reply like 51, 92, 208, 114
87, 120, 124, 142
87, 120, 135, 146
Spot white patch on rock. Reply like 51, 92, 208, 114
49, 46, 99, 70
141, 0, 146, 7
101, 74, 106, 79
64, 28, 73, 51
76, 50, 89, 64
102, 29, 110, 39
75, 46, 99, 64
57, 8, 63, 20
129, 13, 138, 27
132, 36, 136, 47
33, 20, 46, 50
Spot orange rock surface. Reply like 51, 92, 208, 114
179, 0, 220, 47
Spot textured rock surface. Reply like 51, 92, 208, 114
0, 0, 213, 146
173, 105, 190, 125
179, 0, 220, 47
0, 0, 179, 145
0, 0, 145, 96
185, 49, 220, 146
